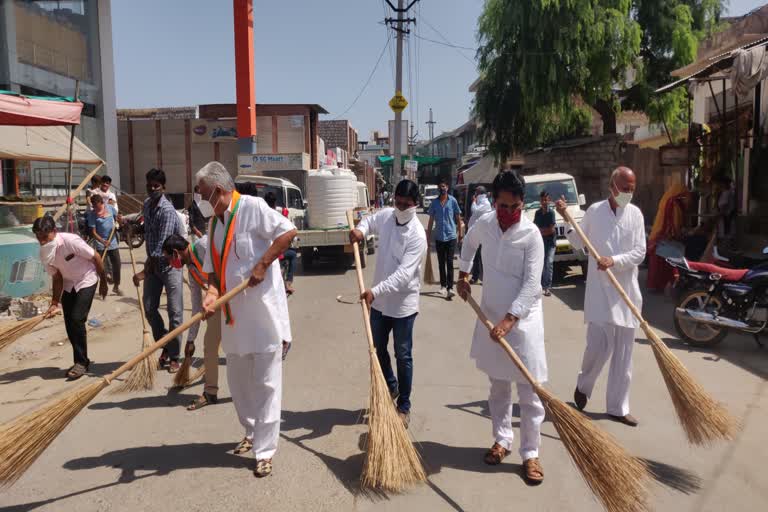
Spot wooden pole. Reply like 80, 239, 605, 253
65, 80, 80, 232
345, 211, 376, 353
52, 163, 103, 222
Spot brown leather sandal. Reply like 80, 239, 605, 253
483, 442, 509, 465
234, 437, 253, 455
254, 458, 273, 478
187, 392, 218, 411
523, 457, 544, 485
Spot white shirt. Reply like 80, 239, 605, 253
203, 194, 296, 354
103, 189, 118, 213
46, 232, 98, 293
357, 208, 427, 318
565, 200, 646, 328
459, 212, 547, 383
469, 194, 493, 230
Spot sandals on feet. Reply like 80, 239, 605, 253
66, 363, 88, 380
523, 457, 544, 485
254, 459, 273, 478
483, 442, 509, 465
234, 437, 253, 455
187, 392, 218, 411
167, 360, 181, 374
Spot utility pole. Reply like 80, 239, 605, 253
408, 122, 414, 158
426, 107, 436, 156
385, 0, 418, 178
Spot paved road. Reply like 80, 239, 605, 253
1, 227, 766, 511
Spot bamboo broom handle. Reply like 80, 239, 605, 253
125, 231, 151, 333
99, 224, 117, 260
560, 209, 660, 342
52, 163, 104, 221
465, 294, 538, 387
102, 279, 250, 384
346, 211, 377, 353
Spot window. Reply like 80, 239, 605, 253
287, 188, 304, 210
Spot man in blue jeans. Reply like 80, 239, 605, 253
134, 168, 186, 372
350, 179, 427, 427
533, 191, 556, 296
427, 178, 463, 300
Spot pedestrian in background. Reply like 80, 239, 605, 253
534, 191, 556, 296
87, 194, 122, 296
457, 170, 547, 485
427, 178, 462, 299
264, 192, 297, 295
99, 175, 119, 213
137, 168, 185, 373
469, 186, 492, 284
350, 179, 427, 428
557, 166, 645, 427
188, 184, 208, 239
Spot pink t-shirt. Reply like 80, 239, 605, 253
46, 232, 98, 292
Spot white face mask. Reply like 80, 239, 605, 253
394, 206, 417, 224
193, 193, 201, 203
196, 188, 218, 218
612, 183, 633, 208
39, 238, 57, 267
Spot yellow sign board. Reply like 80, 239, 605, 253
388, 91, 408, 113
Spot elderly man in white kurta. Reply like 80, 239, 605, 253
197, 161, 297, 478
458, 171, 547, 485
557, 166, 645, 427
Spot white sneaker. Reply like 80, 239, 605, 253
447, 288, 455, 298
439, 287, 447, 297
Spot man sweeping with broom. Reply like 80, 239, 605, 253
349, 179, 427, 428
555, 166, 645, 427
196, 161, 297, 478
457, 170, 547, 485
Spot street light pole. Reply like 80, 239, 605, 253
393, 0, 404, 178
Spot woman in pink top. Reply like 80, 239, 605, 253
34, 215, 108, 380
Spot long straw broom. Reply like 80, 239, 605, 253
560, 208, 737, 445
346, 211, 426, 492
423, 244, 437, 285
464, 294, 651, 512
0, 279, 251, 487
0, 315, 47, 352
112, 229, 157, 393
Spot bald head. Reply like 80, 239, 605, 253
610, 166, 636, 194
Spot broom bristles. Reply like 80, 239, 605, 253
173, 355, 193, 388
649, 338, 738, 445
187, 365, 206, 386
111, 331, 156, 394
423, 248, 437, 285
0, 379, 108, 487
361, 350, 426, 492
0, 315, 46, 352
535, 385, 652, 512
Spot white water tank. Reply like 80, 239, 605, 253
306, 168, 358, 229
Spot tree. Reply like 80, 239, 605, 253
474, 0, 723, 156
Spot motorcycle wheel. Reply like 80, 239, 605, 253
130, 233, 144, 249
673, 290, 728, 347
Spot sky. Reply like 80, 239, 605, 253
111, 0, 764, 144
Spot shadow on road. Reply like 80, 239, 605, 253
281, 407, 365, 442
0, 361, 123, 384
88, 392, 232, 411
642, 458, 702, 495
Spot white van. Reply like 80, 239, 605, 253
422, 184, 439, 212
523, 173, 588, 275
234, 175, 306, 229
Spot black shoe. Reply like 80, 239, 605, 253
608, 414, 639, 427
574, 388, 587, 411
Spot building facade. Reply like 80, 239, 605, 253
0, 0, 118, 195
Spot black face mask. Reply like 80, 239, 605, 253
148, 190, 163, 203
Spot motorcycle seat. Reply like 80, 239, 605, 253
687, 261, 748, 282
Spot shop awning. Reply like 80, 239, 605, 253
0, 90, 82, 126
0, 125, 102, 164
377, 155, 447, 166
457, 155, 499, 185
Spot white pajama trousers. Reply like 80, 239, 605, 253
488, 378, 545, 461
576, 322, 635, 417
226, 350, 282, 460
186, 276, 203, 344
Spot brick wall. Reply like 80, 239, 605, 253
318, 120, 352, 152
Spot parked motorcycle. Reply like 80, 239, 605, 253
670, 254, 768, 347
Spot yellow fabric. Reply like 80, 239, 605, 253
649, 184, 688, 242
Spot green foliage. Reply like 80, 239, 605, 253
474, 0, 724, 156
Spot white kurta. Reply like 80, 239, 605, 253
202, 194, 295, 355
459, 212, 547, 383
357, 208, 427, 318
565, 200, 646, 328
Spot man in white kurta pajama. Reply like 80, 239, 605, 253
197, 161, 297, 478
458, 171, 547, 485
558, 166, 645, 427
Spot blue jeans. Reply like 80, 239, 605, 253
143, 265, 184, 360
542, 239, 556, 289
369, 308, 416, 413
283, 248, 297, 282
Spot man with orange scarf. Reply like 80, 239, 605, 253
196, 161, 297, 479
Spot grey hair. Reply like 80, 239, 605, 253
196, 161, 235, 191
